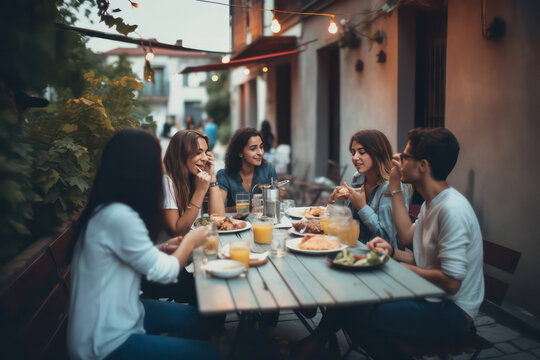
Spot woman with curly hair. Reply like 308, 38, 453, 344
217, 127, 283, 212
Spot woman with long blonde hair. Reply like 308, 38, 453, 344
163, 130, 224, 237
329, 129, 409, 248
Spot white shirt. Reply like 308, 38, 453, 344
413, 187, 484, 319
163, 175, 178, 210
67, 203, 180, 360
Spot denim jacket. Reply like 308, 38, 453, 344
346, 172, 409, 248
216, 163, 278, 207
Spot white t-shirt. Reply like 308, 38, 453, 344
413, 187, 484, 319
163, 174, 178, 210
67, 203, 180, 360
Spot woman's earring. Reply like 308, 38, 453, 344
239, 155, 243, 158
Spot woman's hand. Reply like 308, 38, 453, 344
367, 237, 393, 255
205, 151, 217, 182
184, 226, 209, 250
343, 183, 366, 210
159, 236, 182, 254
195, 168, 212, 193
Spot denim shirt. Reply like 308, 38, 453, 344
216, 163, 278, 207
346, 172, 409, 248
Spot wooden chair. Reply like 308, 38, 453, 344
343, 238, 521, 360
0, 226, 74, 359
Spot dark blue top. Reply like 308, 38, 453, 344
216, 163, 278, 207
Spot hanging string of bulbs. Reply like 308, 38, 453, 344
197, 0, 339, 35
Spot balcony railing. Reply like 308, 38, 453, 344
140, 81, 169, 98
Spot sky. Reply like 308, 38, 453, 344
76, 0, 231, 53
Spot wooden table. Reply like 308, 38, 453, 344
193, 218, 444, 315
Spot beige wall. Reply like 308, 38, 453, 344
445, 0, 540, 313
290, 0, 399, 181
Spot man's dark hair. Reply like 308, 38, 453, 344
407, 127, 460, 181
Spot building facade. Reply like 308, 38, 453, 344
102, 47, 220, 136
229, 0, 540, 315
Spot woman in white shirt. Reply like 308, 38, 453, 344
67, 129, 220, 360
162, 130, 225, 237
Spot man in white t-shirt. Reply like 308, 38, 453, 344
289, 128, 484, 360
360, 127, 484, 358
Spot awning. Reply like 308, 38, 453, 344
181, 36, 298, 74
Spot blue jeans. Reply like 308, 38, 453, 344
321, 299, 472, 359
106, 299, 221, 360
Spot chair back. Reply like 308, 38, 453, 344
482, 239, 521, 305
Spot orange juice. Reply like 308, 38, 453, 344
253, 224, 273, 244
230, 246, 250, 269
329, 220, 359, 246
320, 216, 329, 235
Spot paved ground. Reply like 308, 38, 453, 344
218, 309, 540, 359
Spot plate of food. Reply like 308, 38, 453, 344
286, 235, 346, 255
289, 219, 324, 236
193, 215, 252, 233
203, 259, 245, 279
327, 249, 389, 271
285, 206, 327, 219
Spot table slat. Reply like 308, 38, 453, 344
382, 259, 444, 297
296, 255, 382, 305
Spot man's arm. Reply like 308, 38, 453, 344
401, 263, 462, 295
389, 156, 415, 246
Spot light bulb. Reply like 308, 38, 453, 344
262, 66, 268, 73
328, 19, 338, 34
243, 68, 250, 75
221, 55, 230, 64
211, 74, 219, 82
271, 17, 281, 33
145, 51, 154, 61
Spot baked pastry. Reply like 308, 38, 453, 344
292, 219, 323, 234
298, 235, 339, 250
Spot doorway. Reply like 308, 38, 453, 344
275, 62, 291, 145
316, 45, 340, 176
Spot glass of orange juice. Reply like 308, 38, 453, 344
203, 223, 219, 255
229, 239, 250, 276
253, 216, 274, 244
320, 214, 329, 235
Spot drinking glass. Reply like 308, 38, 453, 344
251, 194, 263, 216
271, 230, 287, 257
236, 193, 250, 214
320, 214, 329, 235
280, 199, 295, 214
229, 239, 250, 276
203, 223, 219, 255
252, 216, 274, 244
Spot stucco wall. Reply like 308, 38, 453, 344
291, 0, 399, 181
445, 0, 540, 313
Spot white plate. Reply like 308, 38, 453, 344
218, 244, 269, 262
285, 207, 326, 219
286, 236, 347, 255
288, 228, 323, 237
203, 259, 245, 279
218, 221, 252, 234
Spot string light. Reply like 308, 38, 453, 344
221, 55, 231, 63
271, 11, 281, 33
328, 18, 338, 34
262, 66, 268, 73
243, 68, 250, 75
211, 74, 219, 81
145, 50, 154, 61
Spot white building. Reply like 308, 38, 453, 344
102, 46, 221, 136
